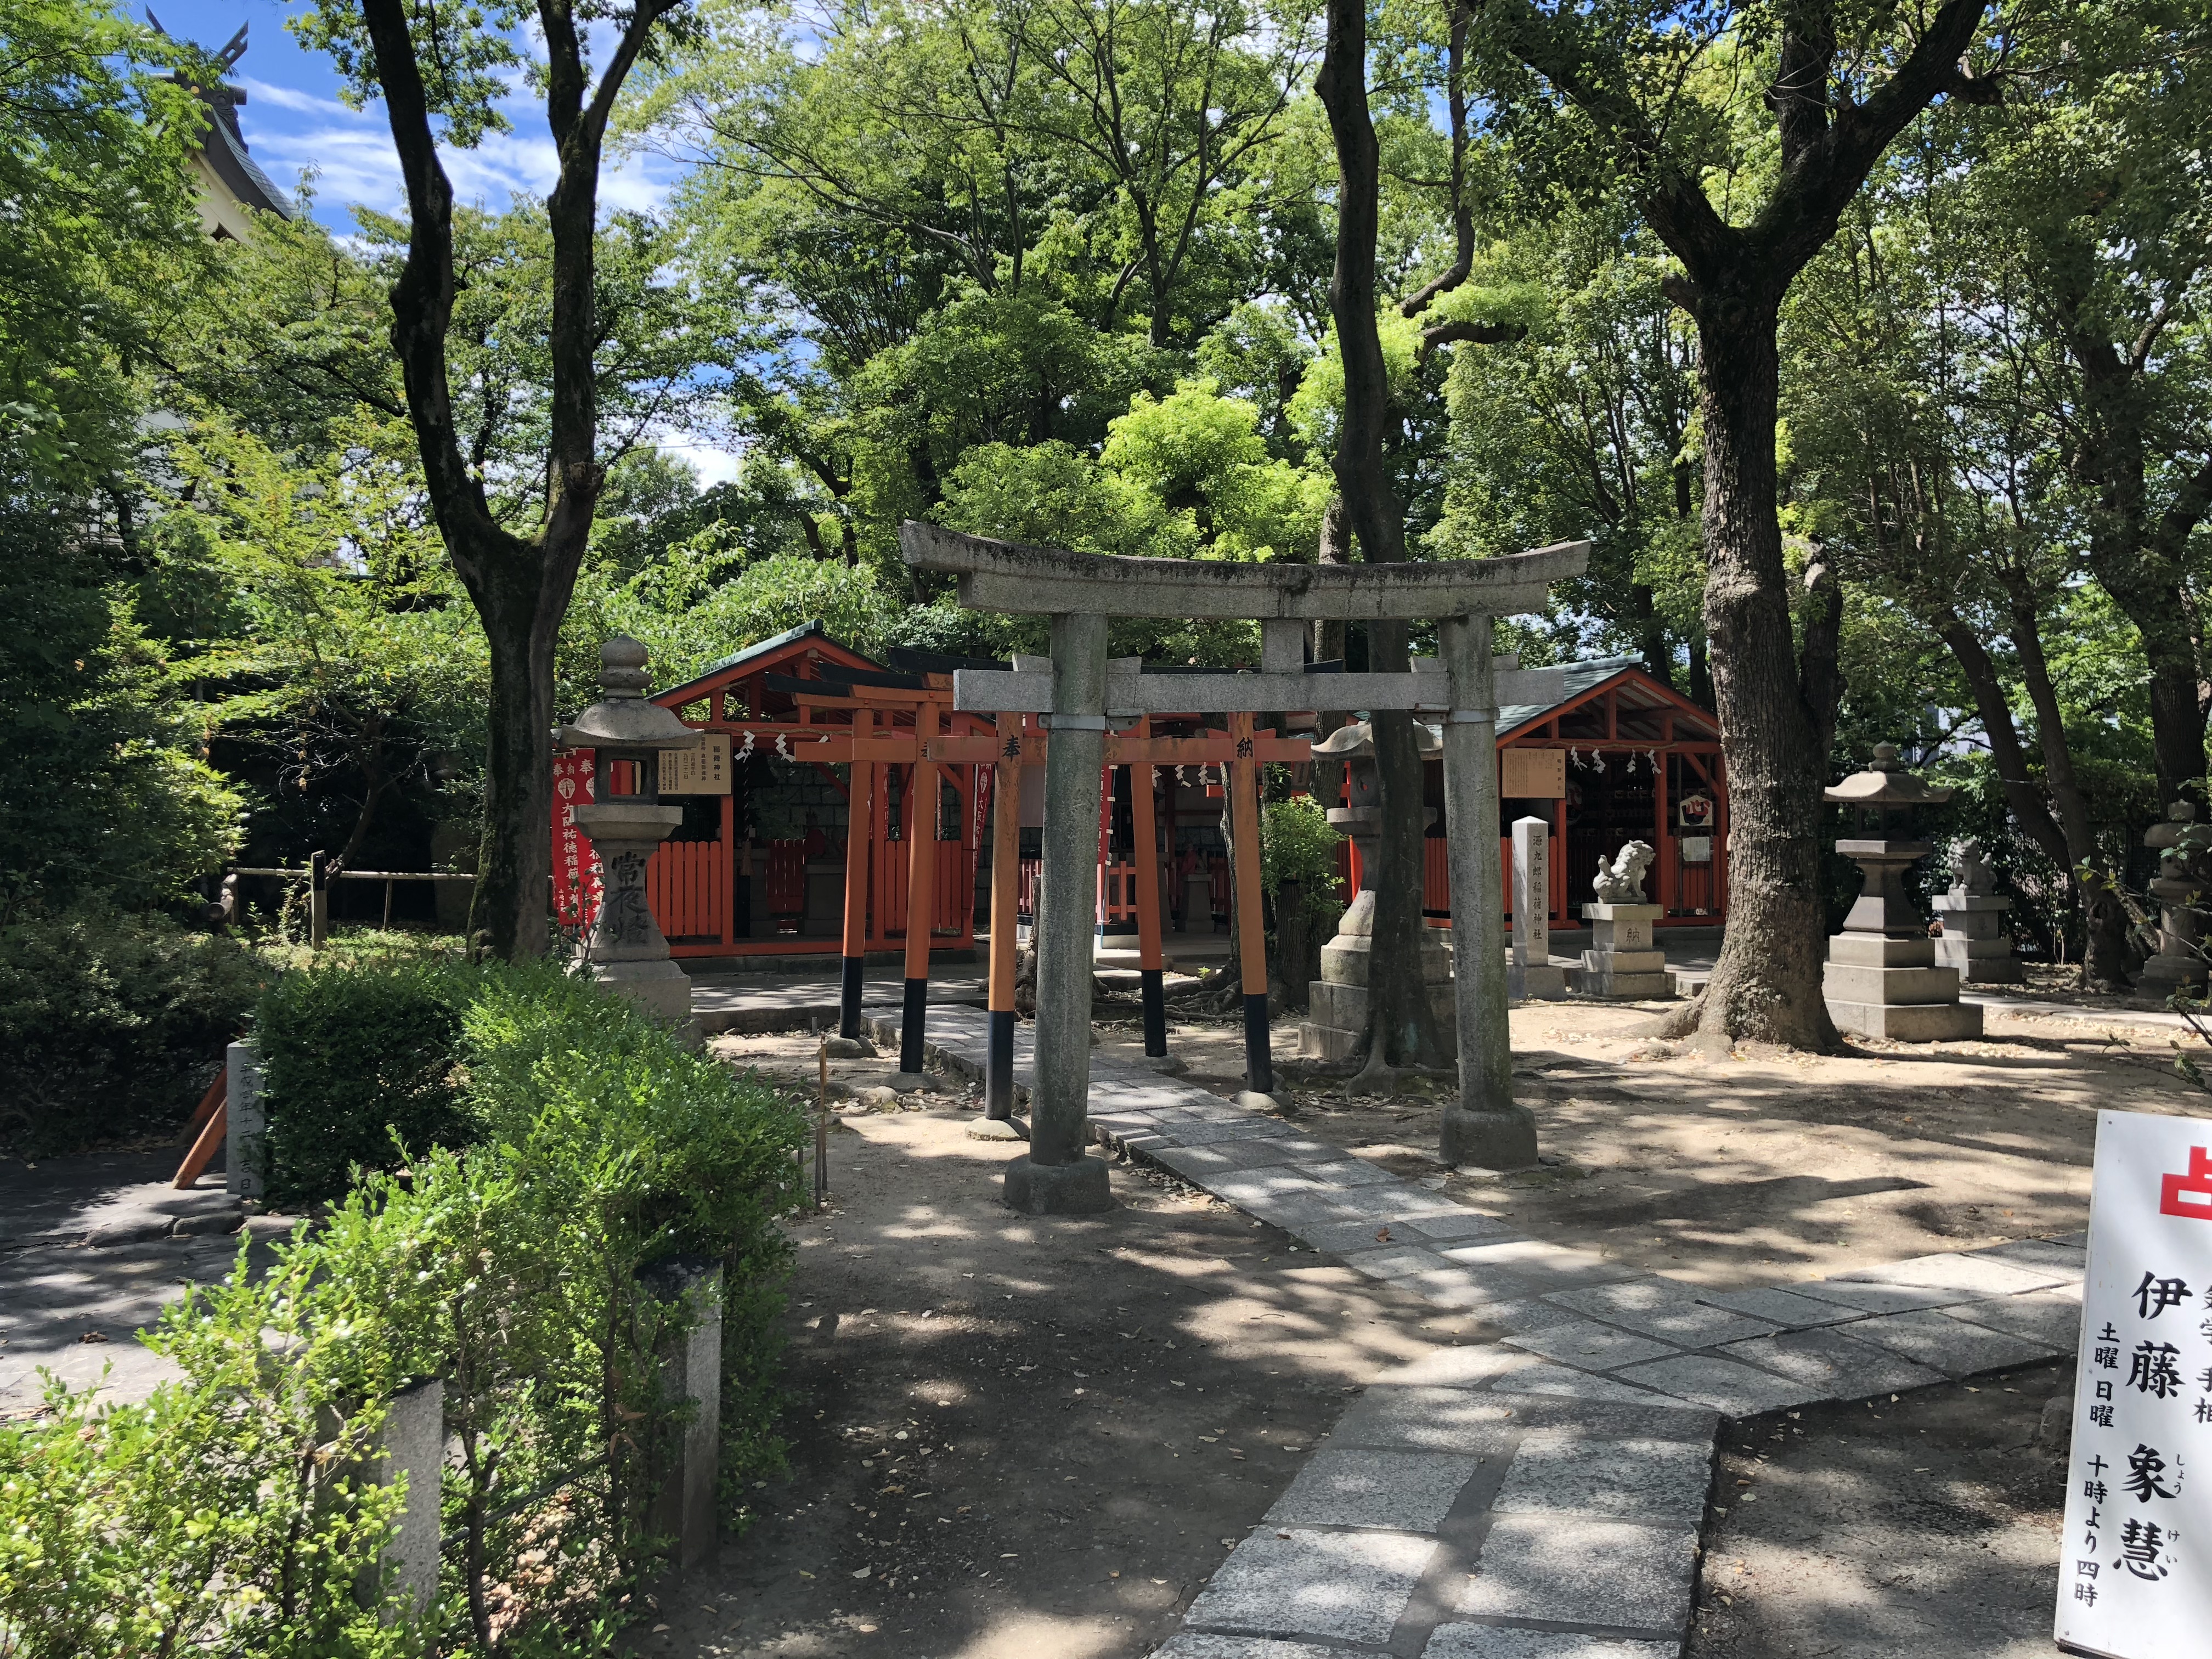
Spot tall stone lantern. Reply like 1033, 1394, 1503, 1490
557, 637, 702, 1029
1821, 742, 1982, 1040
1294, 719, 1454, 1062
2138, 802, 2212, 995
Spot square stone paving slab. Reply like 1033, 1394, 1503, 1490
1400, 1265, 1550, 1311
1397, 1209, 1516, 1243
1155, 1637, 1347, 1659
1478, 1297, 1598, 1335
1263, 1447, 1481, 1532
1457, 1514, 1696, 1630
1978, 1238, 2089, 1274
1549, 1282, 1780, 1348
1834, 1250, 2073, 1297
1298, 1217, 1423, 1254
1491, 1427, 1712, 1523
1693, 1286, 1868, 1330
1718, 1327, 1945, 1398
1486, 1361, 1682, 1407
1788, 1279, 1978, 1314
1165, 1119, 1306, 1148
1183, 1528, 1438, 1645
1328, 1384, 1523, 1455
1152, 1139, 1338, 1178
1503, 1320, 1683, 1371
1441, 1240, 1645, 1290
1299, 1158, 1403, 1189
1942, 1289, 2085, 1350
1611, 1355, 1822, 1418
1846, 1308, 2065, 1376
1338, 1246, 1458, 1282
1423, 1629, 1679, 1658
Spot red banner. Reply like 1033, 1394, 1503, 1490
552, 749, 602, 929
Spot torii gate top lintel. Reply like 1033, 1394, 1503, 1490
899, 521, 1591, 622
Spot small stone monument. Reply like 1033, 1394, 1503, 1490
1822, 743, 1982, 1040
1931, 838, 2023, 984
1509, 816, 1566, 1000
557, 637, 703, 1034
1297, 719, 1455, 1060
2138, 803, 2211, 994
1567, 842, 1671, 997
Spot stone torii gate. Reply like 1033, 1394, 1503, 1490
900, 522, 1590, 1215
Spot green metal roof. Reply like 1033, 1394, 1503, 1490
652, 620, 887, 707
1494, 655, 1716, 740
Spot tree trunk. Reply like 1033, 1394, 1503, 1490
1668, 297, 1838, 1050
1317, 0, 1453, 1075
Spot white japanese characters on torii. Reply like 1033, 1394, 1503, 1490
898, 521, 1589, 1216
2056, 1110, 2212, 1657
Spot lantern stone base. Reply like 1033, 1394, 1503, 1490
586, 957, 702, 1045
1821, 935, 1983, 1041
1298, 977, 1457, 1062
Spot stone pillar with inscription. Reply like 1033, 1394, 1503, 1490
1509, 816, 1566, 1001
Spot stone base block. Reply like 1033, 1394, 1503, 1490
1566, 966, 1674, 999
822, 1035, 876, 1059
1932, 906, 2007, 940
1321, 933, 1452, 989
1442, 1103, 1538, 1171
1582, 947, 1664, 974
1827, 998, 1984, 1041
589, 958, 694, 1024
2137, 956, 2208, 991
1299, 1020, 1363, 1062
1821, 962, 1960, 1005
966, 1117, 1024, 1141
1934, 939, 2024, 983
1827, 933, 1936, 968
1003, 1154, 1115, 1215
1582, 902, 1663, 923
1302, 979, 1457, 1060
1508, 961, 1568, 1002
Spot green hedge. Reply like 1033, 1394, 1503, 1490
1, 961, 807, 1656
256, 960, 476, 1207
0, 911, 270, 1157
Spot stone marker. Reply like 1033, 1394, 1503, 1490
1931, 836, 2023, 984
224, 1039, 264, 1202
1567, 843, 1669, 998
1820, 743, 1982, 1041
1509, 817, 1567, 1001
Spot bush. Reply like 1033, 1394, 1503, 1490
255, 959, 475, 1207
3, 963, 806, 1656
0, 910, 270, 1156
0, 1238, 419, 1658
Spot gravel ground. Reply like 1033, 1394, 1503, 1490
1688, 1362, 2072, 1658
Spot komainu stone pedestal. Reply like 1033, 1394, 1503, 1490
1567, 902, 1670, 998
1932, 895, 2023, 984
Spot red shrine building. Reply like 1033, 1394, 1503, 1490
554, 629, 1730, 960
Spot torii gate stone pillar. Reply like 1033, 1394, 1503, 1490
899, 523, 1589, 1209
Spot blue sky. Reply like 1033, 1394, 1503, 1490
145, 1, 684, 230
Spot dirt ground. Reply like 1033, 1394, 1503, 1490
1688, 1363, 2072, 1658
650, 994, 2203, 1658
651, 1052, 1491, 1659
1092, 998, 2212, 1286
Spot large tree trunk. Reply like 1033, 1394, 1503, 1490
1317, 0, 1453, 1076
1668, 299, 1839, 1049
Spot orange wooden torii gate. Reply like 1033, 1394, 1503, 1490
778, 668, 1309, 1114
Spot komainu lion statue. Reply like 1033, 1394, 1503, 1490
1592, 840, 1656, 904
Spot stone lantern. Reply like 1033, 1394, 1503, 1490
1821, 743, 1982, 1040
2138, 803, 2212, 995
557, 637, 702, 1030
1295, 719, 1454, 1062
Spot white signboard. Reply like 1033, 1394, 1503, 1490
2055, 1110, 2212, 1656
658, 732, 732, 795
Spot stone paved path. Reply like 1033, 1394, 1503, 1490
871, 1003, 2086, 1659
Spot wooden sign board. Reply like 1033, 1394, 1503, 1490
1502, 748, 1566, 799
659, 732, 732, 795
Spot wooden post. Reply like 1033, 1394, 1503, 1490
308, 849, 328, 948
839, 708, 874, 1040
1227, 710, 1274, 1101
985, 713, 1024, 1121
1127, 716, 1171, 1063
893, 703, 939, 1087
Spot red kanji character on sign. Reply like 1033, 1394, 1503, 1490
2163, 1146, 2212, 1220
